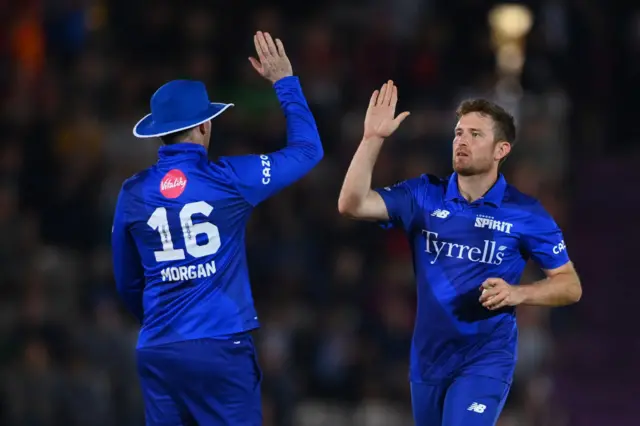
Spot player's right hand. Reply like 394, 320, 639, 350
363, 80, 410, 140
249, 31, 293, 84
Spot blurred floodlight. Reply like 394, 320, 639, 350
489, 4, 533, 40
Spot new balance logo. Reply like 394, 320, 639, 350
467, 402, 487, 413
474, 215, 513, 234
431, 209, 450, 219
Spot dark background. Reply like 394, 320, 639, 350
0, 1, 638, 425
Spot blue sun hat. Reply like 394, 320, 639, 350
133, 80, 234, 138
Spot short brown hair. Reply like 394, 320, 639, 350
456, 99, 516, 145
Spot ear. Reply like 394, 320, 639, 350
197, 121, 209, 135
495, 141, 511, 162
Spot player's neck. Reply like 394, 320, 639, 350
171, 140, 208, 151
457, 172, 499, 203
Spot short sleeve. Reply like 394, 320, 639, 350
520, 203, 570, 270
373, 177, 421, 232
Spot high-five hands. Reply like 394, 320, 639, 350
363, 80, 410, 140
249, 31, 293, 84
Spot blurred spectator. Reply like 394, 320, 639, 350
0, 1, 635, 425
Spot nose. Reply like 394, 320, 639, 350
454, 137, 468, 147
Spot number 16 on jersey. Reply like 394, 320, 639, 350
147, 201, 221, 267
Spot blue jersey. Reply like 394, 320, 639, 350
375, 173, 570, 384
111, 76, 323, 348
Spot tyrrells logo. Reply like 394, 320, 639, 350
422, 230, 507, 265
474, 214, 513, 234
160, 169, 187, 199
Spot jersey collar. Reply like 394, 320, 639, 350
445, 172, 507, 207
158, 142, 207, 159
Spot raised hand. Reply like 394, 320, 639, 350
248, 31, 293, 84
363, 80, 410, 140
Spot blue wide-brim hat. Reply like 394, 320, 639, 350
133, 79, 234, 138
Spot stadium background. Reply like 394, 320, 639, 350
1, 0, 638, 425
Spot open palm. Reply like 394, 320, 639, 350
364, 80, 410, 139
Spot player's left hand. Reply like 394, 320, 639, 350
248, 31, 293, 84
479, 278, 525, 310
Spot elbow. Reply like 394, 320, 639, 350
564, 274, 582, 304
337, 194, 360, 218
297, 138, 323, 166
311, 140, 324, 164
570, 279, 582, 304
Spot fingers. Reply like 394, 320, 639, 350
255, 31, 281, 58
377, 82, 388, 106
275, 38, 286, 57
263, 32, 279, 56
479, 287, 500, 303
394, 111, 410, 125
253, 34, 267, 62
369, 90, 379, 107
383, 80, 394, 105
480, 278, 502, 290
390, 85, 398, 107
482, 291, 507, 309
255, 31, 272, 59
248, 57, 263, 73
489, 299, 509, 310
375, 80, 399, 107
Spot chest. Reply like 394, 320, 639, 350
416, 203, 523, 265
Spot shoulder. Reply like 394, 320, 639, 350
383, 173, 444, 193
205, 156, 252, 188
502, 184, 557, 225
121, 168, 154, 196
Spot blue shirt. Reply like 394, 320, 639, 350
375, 173, 570, 384
111, 76, 323, 348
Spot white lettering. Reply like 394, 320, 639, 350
171, 268, 180, 281
422, 230, 506, 266
474, 215, 513, 234
468, 246, 482, 262
260, 154, 271, 185
161, 177, 186, 191
161, 260, 218, 282
552, 240, 566, 255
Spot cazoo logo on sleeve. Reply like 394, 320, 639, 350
552, 240, 567, 255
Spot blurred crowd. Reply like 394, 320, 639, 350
0, 1, 636, 425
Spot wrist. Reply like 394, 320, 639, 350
361, 135, 385, 145
514, 284, 531, 305
272, 75, 296, 85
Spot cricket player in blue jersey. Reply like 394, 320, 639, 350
338, 80, 582, 426
111, 32, 322, 425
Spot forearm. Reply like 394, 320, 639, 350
339, 136, 384, 210
519, 271, 582, 307
275, 76, 323, 159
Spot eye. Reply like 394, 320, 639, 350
471, 131, 480, 137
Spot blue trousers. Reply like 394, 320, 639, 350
411, 375, 510, 426
136, 334, 262, 426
